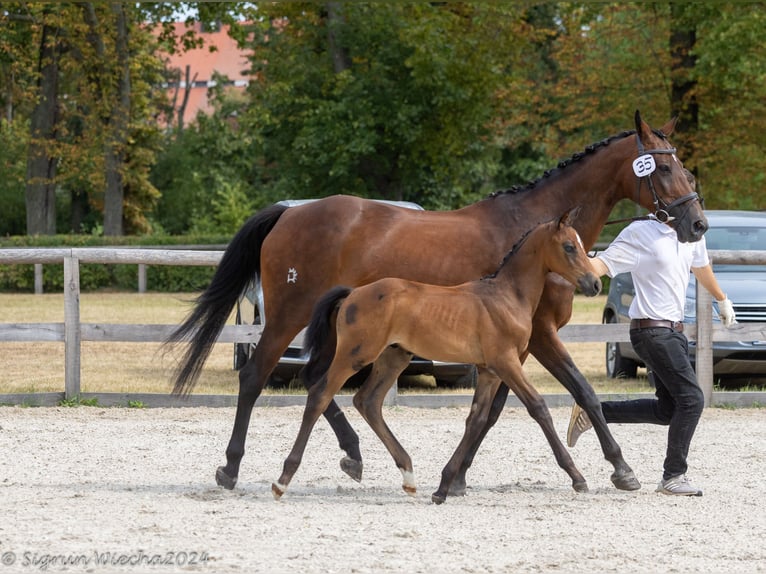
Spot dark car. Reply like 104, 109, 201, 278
602, 210, 766, 381
234, 199, 477, 388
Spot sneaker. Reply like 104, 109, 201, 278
566, 404, 592, 447
656, 474, 703, 497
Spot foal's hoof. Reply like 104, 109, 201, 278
340, 456, 363, 483
611, 470, 641, 491
271, 482, 286, 500
215, 466, 237, 490
572, 480, 589, 493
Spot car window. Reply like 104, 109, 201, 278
705, 226, 766, 251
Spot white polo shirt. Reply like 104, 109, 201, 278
597, 218, 709, 322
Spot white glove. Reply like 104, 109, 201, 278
717, 298, 736, 328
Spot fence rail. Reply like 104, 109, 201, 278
1, 247, 765, 407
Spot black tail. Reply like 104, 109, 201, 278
302, 286, 352, 385
166, 203, 288, 395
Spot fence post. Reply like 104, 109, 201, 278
34, 263, 43, 294
695, 283, 714, 406
138, 263, 147, 293
63, 253, 82, 399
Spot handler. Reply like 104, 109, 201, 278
567, 213, 735, 496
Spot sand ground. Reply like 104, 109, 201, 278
1, 405, 764, 573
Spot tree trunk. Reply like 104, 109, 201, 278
326, 3, 351, 74
102, 3, 131, 236
24, 18, 60, 235
670, 4, 698, 170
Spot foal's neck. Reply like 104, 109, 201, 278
492, 232, 553, 307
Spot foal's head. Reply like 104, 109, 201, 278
541, 209, 602, 297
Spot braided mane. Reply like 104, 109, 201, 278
489, 129, 644, 198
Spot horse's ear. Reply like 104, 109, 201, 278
659, 116, 677, 137
558, 207, 580, 229
634, 109, 650, 139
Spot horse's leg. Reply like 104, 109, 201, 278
352, 347, 416, 495
216, 325, 293, 489
217, 323, 362, 489
527, 278, 639, 491
272, 364, 355, 499
503, 373, 588, 493
432, 369, 502, 504
528, 330, 639, 490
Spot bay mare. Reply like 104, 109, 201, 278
271, 211, 603, 503
166, 111, 707, 495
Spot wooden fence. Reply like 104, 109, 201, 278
1, 247, 765, 408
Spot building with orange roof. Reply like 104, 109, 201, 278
159, 22, 252, 128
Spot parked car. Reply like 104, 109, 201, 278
602, 210, 766, 382
234, 199, 477, 388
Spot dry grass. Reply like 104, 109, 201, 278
0, 292, 652, 396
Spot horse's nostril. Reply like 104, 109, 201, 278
693, 220, 709, 235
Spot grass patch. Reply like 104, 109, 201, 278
59, 396, 99, 407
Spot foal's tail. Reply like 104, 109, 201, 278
302, 286, 352, 384
165, 203, 289, 396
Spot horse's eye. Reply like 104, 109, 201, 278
564, 243, 576, 253
658, 163, 671, 173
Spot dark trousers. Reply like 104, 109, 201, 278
601, 327, 704, 480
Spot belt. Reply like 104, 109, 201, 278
630, 319, 684, 333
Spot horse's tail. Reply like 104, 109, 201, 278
166, 203, 289, 396
302, 286, 352, 385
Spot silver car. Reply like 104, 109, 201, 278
602, 210, 766, 382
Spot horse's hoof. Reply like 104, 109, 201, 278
431, 492, 447, 505
573, 480, 589, 493
447, 477, 467, 497
340, 456, 363, 482
611, 470, 641, 491
215, 466, 237, 490
271, 482, 286, 500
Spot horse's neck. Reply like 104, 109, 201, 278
488, 142, 633, 249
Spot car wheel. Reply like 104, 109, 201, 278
605, 316, 638, 378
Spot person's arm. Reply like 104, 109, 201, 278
590, 256, 609, 277
692, 264, 736, 326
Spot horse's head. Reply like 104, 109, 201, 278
546, 208, 602, 297
633, 110, 708, 243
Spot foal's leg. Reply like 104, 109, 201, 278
272, 363, 356, 499
218, 322, 362, 490
353, 347, 416, 494
432, 368, 503, 504
450, 280, 639, 493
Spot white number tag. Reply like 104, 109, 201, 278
632, 154, 656, 177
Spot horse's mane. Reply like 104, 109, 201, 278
488, 128, 668, 198
480, 220, 543, 281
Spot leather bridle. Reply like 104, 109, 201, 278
634, 132, 700, 223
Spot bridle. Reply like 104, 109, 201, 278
633, 131, 700, 223
607, 131, 702, 227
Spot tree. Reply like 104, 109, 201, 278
24, 4, 61, 235
242, 3, 532, 209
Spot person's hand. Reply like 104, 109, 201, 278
717, 298, 736, 328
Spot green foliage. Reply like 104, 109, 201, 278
0, 119, 28, 236
0, 233, 227, 292
3, 2, 766, 244
59, 396, 99, 407
244, 3, 528, 209
151, 87, 258, 234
